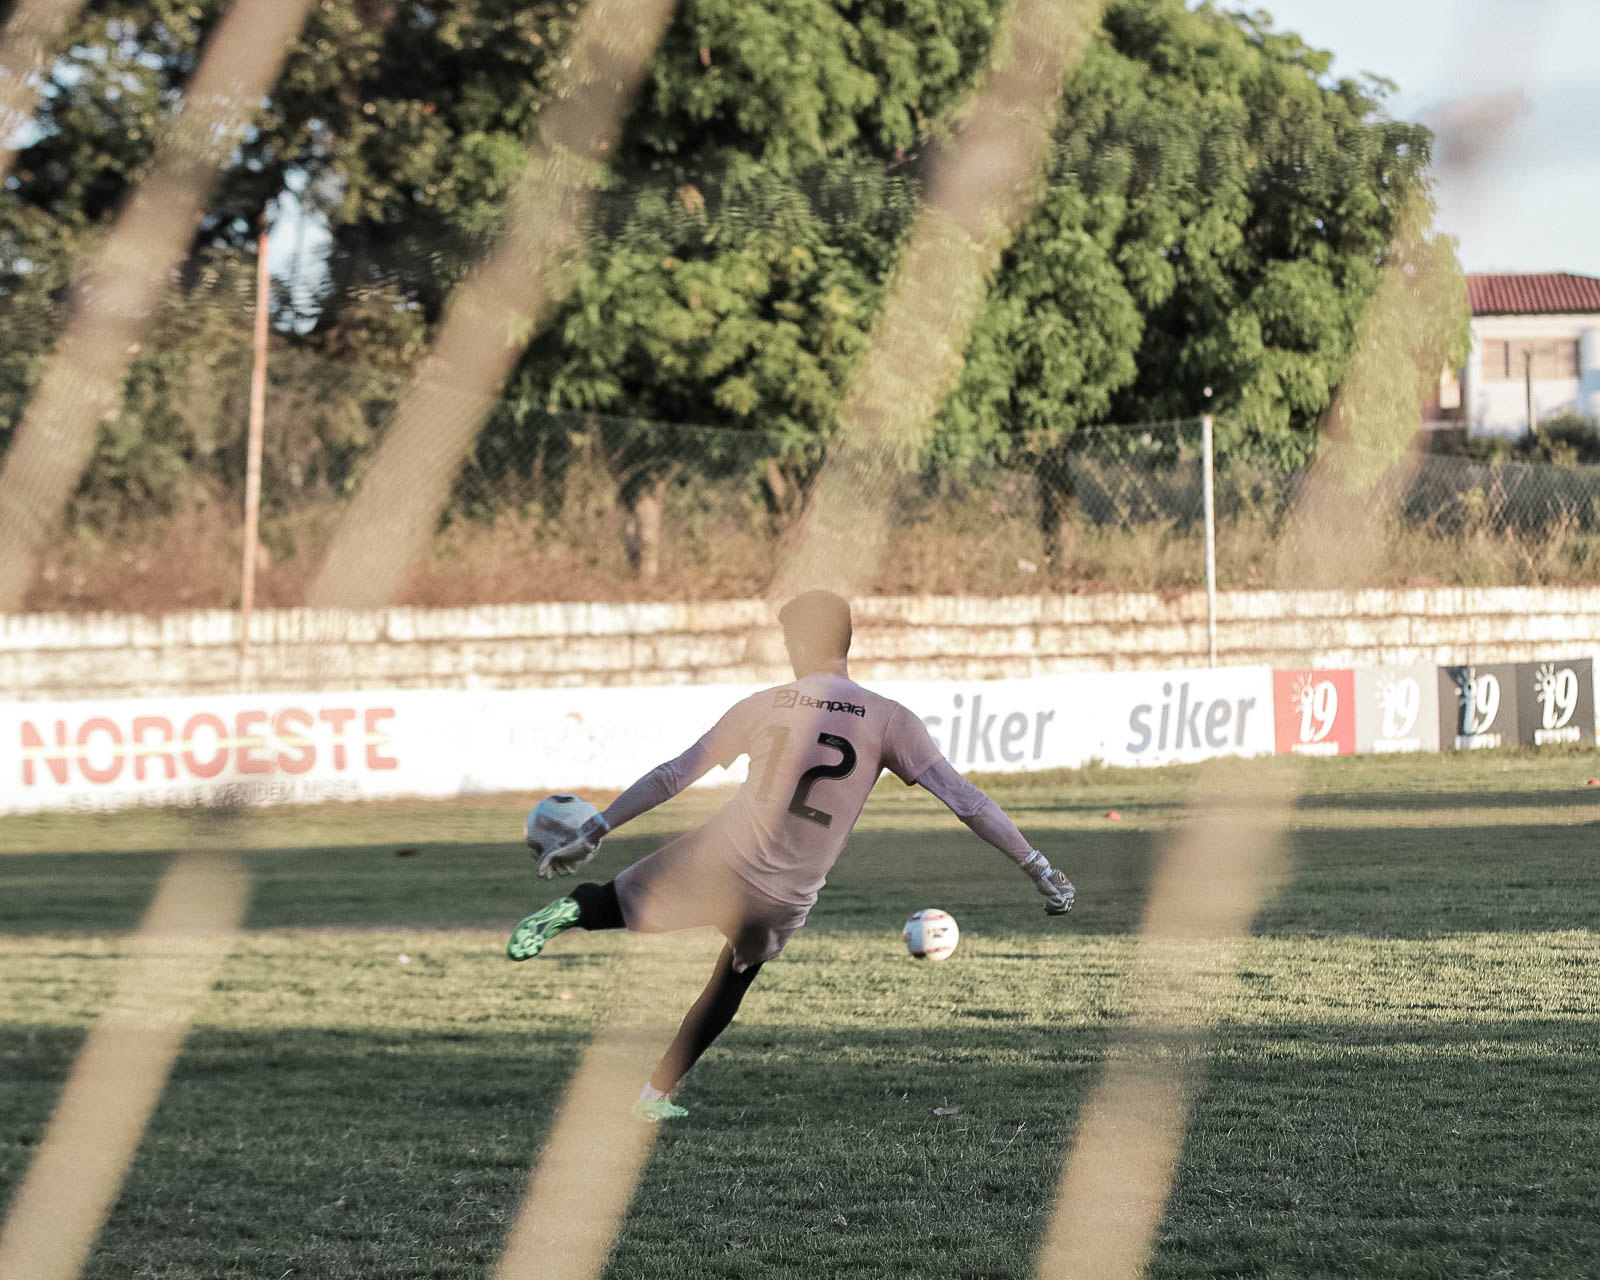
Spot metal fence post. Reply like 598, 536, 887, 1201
1202, 412, 1218, 667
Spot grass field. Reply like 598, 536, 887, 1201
3, 752, 1599, 1279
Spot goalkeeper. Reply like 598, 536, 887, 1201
507, 590, 1075, 1122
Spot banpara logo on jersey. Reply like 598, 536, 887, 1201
773, 689, 866, 717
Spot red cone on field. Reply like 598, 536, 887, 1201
1106, 810, 1122, 821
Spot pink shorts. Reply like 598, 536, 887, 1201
613, 826, 811, 971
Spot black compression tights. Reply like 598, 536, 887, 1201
651, 944, 763, 1093
567, 882, 763, 1093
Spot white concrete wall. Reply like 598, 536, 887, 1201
1581, 326, 1600, 420
5, 587, 1600, 701
1468, 314, 1592, 437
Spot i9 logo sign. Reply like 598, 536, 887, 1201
1535, 664, 1579, 731
1379, 676, 1421, 740
1463, 671, 1501, 735
1354, 665, 1440, 754
1514, 658, 1595, 747
1273, 669, 1355, 756
1438, 664, 1519, 750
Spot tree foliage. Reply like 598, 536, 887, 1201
937, 0, 1469, 474
0, 0, 1469, 578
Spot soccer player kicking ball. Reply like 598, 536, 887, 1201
507, 590, 1075, 1122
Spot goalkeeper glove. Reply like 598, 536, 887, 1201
1020, 849, 1076, 916
535, 813, 610, 880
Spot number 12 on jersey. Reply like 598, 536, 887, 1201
756, 728, 858, 827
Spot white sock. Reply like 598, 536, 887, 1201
639, 1082, 668, 1103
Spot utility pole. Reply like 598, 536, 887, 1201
1525, 347, 1538, 437
1201, 395, 1217, 668
239, 216, 270, 672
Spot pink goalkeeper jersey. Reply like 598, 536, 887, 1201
688, 671, 944, 906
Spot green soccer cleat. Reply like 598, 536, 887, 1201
630, 1097, 689, 1124
506, 897, 581, 961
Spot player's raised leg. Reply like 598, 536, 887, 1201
507, 880, 623, 960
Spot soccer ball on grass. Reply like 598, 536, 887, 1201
903, 908, 959, 961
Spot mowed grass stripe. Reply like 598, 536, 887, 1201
2, 751, 1599, 1277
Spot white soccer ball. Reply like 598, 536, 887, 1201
525, 793, 599, 854
903, 908, 959, 961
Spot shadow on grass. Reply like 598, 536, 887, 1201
1297, 787, 1600, 813
3, 810, 1598, 940
4, 1013, 1598, 1280
0, 1022, 588, 1280
1161, 1016, 1600, 1280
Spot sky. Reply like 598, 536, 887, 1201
1242, 0, 1600, 277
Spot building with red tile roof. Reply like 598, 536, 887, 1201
1467, 273, 1600, 317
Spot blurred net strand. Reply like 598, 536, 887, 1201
1038, 166, 1467, 1280
0, 0, 90, 181
490, 928, 725, 1280
0, 0, 320, 611
306, 0, 679, 610
0, 848, 250, 1280
770, 0, 1105, 603
284, 0, 700, 1270
1034, 777, 1292, 1280
1273, 187, 1454, 591
493, 5, 1105, 1277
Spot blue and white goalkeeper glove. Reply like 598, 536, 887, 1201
1020, 849, 1076, 916
536, 814, 610, 880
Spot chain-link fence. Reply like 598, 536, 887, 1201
16, 396, 1600, 611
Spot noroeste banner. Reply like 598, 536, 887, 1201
2, 668, 1281, 814
0, 685, 764, 814
4, 690, 456, 813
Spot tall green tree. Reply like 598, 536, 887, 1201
495, 0, 1011, 575
0, 0, 240, 511
934, 0, 1469, 563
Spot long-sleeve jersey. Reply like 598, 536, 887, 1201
600, 669, 1036, 908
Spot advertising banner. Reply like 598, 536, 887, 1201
1055, 666, 1276, 768
1514, 657, 1596, 747
1353, 664, 1442, 754
5, 690, 454, 813
877, 676, 1079, 774
1437, 663, 1520, 751
1272, 669, 1356, 756
0, 685, 763, 814
473, 683, 762, 791
23, 653, 1595, 814
1, 666, 1285, 813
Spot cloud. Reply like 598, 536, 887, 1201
1421, 90, 1535, 175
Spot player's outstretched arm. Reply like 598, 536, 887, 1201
599, 737, 721, 831
535, 726, 734, 879
914, 757, 1075, 916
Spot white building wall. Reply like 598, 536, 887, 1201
1581, 326, 1600, 419
1467, 313, 1591, 437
